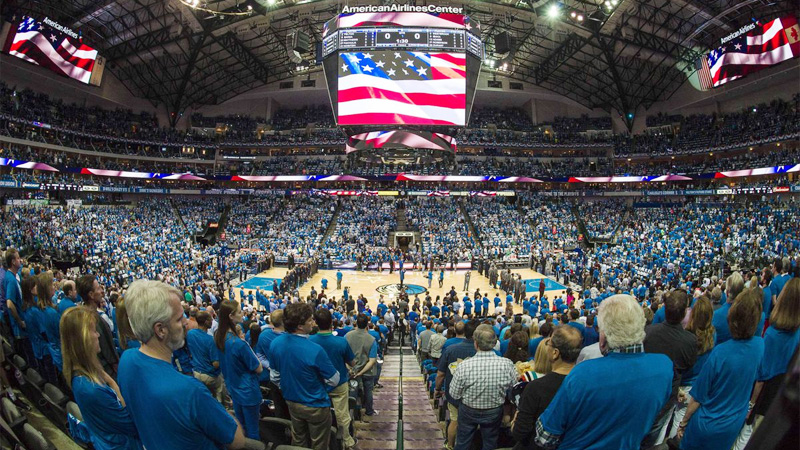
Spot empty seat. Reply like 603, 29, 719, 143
1, 396, 26, 429
259, 417, 293, 447
24, 369, 45, 389
23, 423, 54, 450
42, 384, 67, 408
2, 339, 13, 358
12, 355, 28, 372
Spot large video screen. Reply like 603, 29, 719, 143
701, 15, 799, 88
2, 16, 100, 85
337, 50, 466, 126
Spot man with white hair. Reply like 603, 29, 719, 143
534, 294, 672, 450
118, 280, 247, 450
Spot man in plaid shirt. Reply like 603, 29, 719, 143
449, 324, 518, 450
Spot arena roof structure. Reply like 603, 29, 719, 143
7, 0, 798, 125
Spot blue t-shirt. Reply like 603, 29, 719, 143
681, 337, 764, 450
24, 307, 47, 359
186, 329, 220, 376
757, 326, 800, 381
219, 333, 261, 407
528, 336, 545, 357
442, 337, 464, 351
72, 375, 142, 450
712, 303, 732, 345
268, 333, 339, 408
652, 307, 666, 324
539, 352, 672, 450
118, 349, 237, 450
309, 332, 355, 387
4, 270, 24, 338
58, 297, 78, 316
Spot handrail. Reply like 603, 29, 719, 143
396, 333, 404, 450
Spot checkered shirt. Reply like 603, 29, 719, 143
448, 350, 518, 409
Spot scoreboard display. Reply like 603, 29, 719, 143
323, 27, 482, 58
322, 12, 483, 127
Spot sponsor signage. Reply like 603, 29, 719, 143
341, 4, 463, 14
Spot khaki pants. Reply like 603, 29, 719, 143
287, 400, 332, 450
329, 382, 355, 448
194, 371, 232, 408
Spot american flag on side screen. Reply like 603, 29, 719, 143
706, 16, 800, 88
695, 57, 713, 91
6, 16, 98, 84
337, 50, 466, 126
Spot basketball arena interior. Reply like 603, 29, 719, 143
0, 0, 798, 449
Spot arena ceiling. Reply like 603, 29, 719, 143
6, 0, 799, 124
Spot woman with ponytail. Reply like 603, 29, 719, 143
215, 300, 263, 440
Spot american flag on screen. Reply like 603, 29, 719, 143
702, 16, 800, 88
6, 16, 98, 84
338, 51, 466, 126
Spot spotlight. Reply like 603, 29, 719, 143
190, 0, 199, 6
247, 4, 252, 10
570, 11, 577, 19
547, 4, 561, 19
752, 107, 757, 113
577, 14, 584, 21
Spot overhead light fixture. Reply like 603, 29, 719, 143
570, 11, 577, 18
547, 4, 561, 19
577, 14, 584, 21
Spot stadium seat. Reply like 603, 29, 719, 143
12, 355, 28, 373
2, 340, 14, 358
22, 423, 55, 450
259, 417, 293, 446
42, 384, 67, 408
24, 368, 45, 390
1, 397, 27, 436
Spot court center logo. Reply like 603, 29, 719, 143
376, 283, 427, 296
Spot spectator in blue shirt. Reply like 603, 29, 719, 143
744, 278, 800, 446
58, 280, 79, 315
713, 272, 745, 345
61, 306, 143, 450
186, 311, 229, 407
215, 300, 263, 440
534, 294, 672, 450
4, 249, 33, 363
310, 308, 356, 449
269, 302, 339, 450
118, 280, 246, 450
676, 289, 765, 450
255, 309, 290, 418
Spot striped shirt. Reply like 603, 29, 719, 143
449, 351, 518, 409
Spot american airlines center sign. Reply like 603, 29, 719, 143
341, 4, 463, 14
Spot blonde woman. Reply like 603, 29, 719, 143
61, 307, 142, 450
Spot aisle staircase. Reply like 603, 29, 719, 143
458, 198, 483, 249
354, 345, 443, 450
319, 201, 343, 249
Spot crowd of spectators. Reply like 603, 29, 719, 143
2, 81, 798, 164
405, 196, 475, 261
575, 200, 628, 240
173, 197, 227, 233
322, 197, 397, 264
463, 198, 533, 261
226, 195, 335, 259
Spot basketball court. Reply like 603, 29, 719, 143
233, 267, 568, 314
